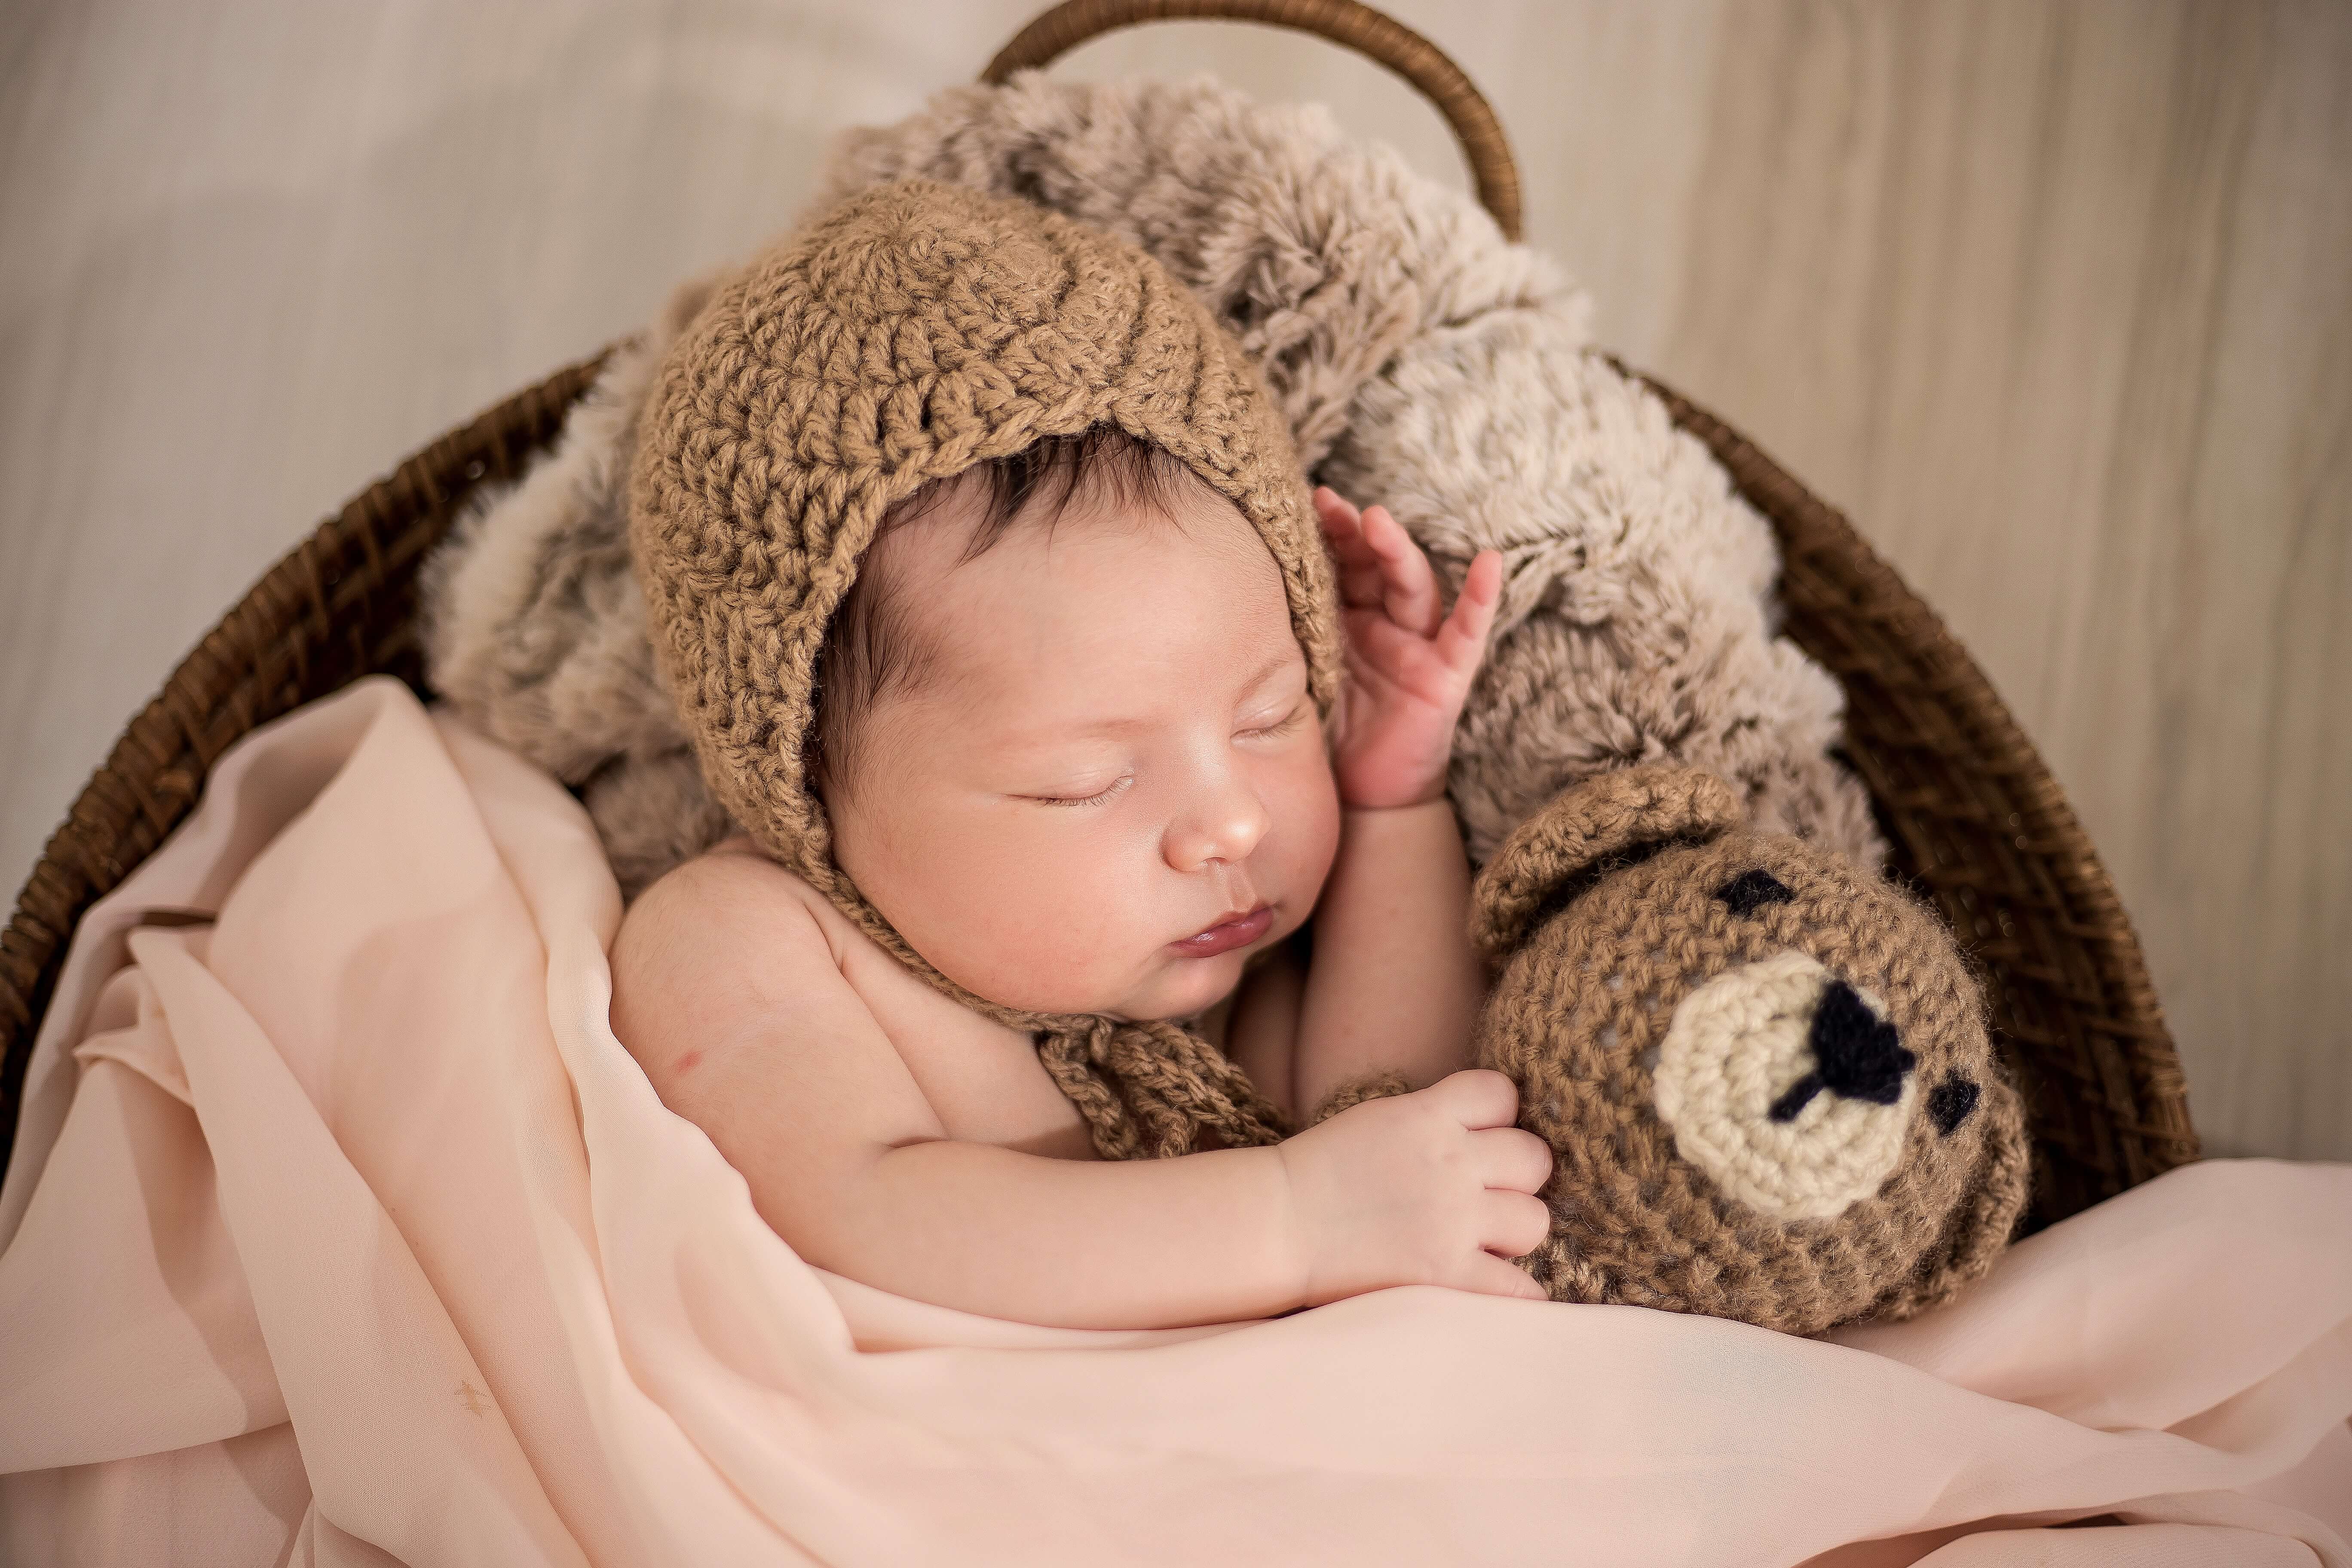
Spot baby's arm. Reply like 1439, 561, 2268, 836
1292, 800, 1485, 1119
1289, 488, 1503, 1121
610, 850, 1549, 1330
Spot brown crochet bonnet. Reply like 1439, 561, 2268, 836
628, 178, 1345, 1160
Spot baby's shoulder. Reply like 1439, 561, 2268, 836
617, 837, 848, 974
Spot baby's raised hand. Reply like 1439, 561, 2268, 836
1313, 487, 1503, 810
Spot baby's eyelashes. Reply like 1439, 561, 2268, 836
1028, 776, 1133, 809
1241, 705, 1311, 738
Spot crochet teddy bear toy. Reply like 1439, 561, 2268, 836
1457, 765, 2031, 1335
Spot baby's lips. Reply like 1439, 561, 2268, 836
1168, 903, 1274, 956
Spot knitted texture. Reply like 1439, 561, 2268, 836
421, 72, 1880, 903
1471, 766, 2030, 1335
1651, 951, 1917, 1220
1469, 767, 1745, 960
627, 178, 1343, 1161
1305, 1070, 1414, 1128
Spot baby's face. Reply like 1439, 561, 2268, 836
829, 478, 1341, 1022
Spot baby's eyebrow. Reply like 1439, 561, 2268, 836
1235, 649, 1296, 693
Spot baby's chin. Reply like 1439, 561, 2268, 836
998, 948, 1253, 1025
1124, 946, 1263, 1023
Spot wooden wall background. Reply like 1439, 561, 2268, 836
2, 1, 2345, 1158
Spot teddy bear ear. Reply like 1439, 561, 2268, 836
1468, 766, 1746, 963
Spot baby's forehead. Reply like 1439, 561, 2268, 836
876, 499, 1301, 715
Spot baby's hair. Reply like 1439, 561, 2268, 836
808, 423, 1201, 802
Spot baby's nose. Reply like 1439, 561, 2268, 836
1165, 783, 1271, 870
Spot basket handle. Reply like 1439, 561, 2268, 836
980, 0, 1522, 241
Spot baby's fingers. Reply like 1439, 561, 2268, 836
1361, 505, 1444, 635
1479, 1189, 1554, 1263
1432, 550, 1504, 674
1314, 489, 1389, 609
1312, 486, 1363, 534
1461, 1250, 1550, 1303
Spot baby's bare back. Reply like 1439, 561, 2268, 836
608, 844, 1551, 1330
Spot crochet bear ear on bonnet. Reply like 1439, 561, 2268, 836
628, 176, 1345, 1161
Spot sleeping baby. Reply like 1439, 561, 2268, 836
610, 179, 1551, 1331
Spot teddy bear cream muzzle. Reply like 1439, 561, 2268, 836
1654, 949, 1920, 1222
1465, 765, 2031, 1335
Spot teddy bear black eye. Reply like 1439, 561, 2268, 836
1927, 1075, 1981, 1135
1715, 869, 1794, 916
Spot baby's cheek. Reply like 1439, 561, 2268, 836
1284, 750, 1344, 903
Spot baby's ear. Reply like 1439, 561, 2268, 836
1469, 766, 1745, 963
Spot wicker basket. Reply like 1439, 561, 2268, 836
0, 0, 2198, 1230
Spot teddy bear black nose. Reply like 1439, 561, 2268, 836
1767, 980, 1917, 1122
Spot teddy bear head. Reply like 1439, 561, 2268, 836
1470, 765, 2032, 1335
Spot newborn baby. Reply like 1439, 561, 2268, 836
611, 178, 1550, 1332
612, 428, 1552, 1330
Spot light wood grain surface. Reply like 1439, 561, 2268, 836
3, 0, 2345, 1158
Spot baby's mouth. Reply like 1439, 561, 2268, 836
1168, 903, 1273, 958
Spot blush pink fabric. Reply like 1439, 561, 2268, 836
1, 677, 2347, 1567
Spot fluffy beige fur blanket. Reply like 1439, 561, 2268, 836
422, 71, 1882, 897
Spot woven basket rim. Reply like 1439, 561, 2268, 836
1635, 369, 2194, 1138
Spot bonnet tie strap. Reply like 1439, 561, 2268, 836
1035, 1018, 1292, 1161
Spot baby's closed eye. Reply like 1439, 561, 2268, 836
1031, 776, 1133, 809
1020, 701, 1314, 808
1243, 705, 1311, 738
